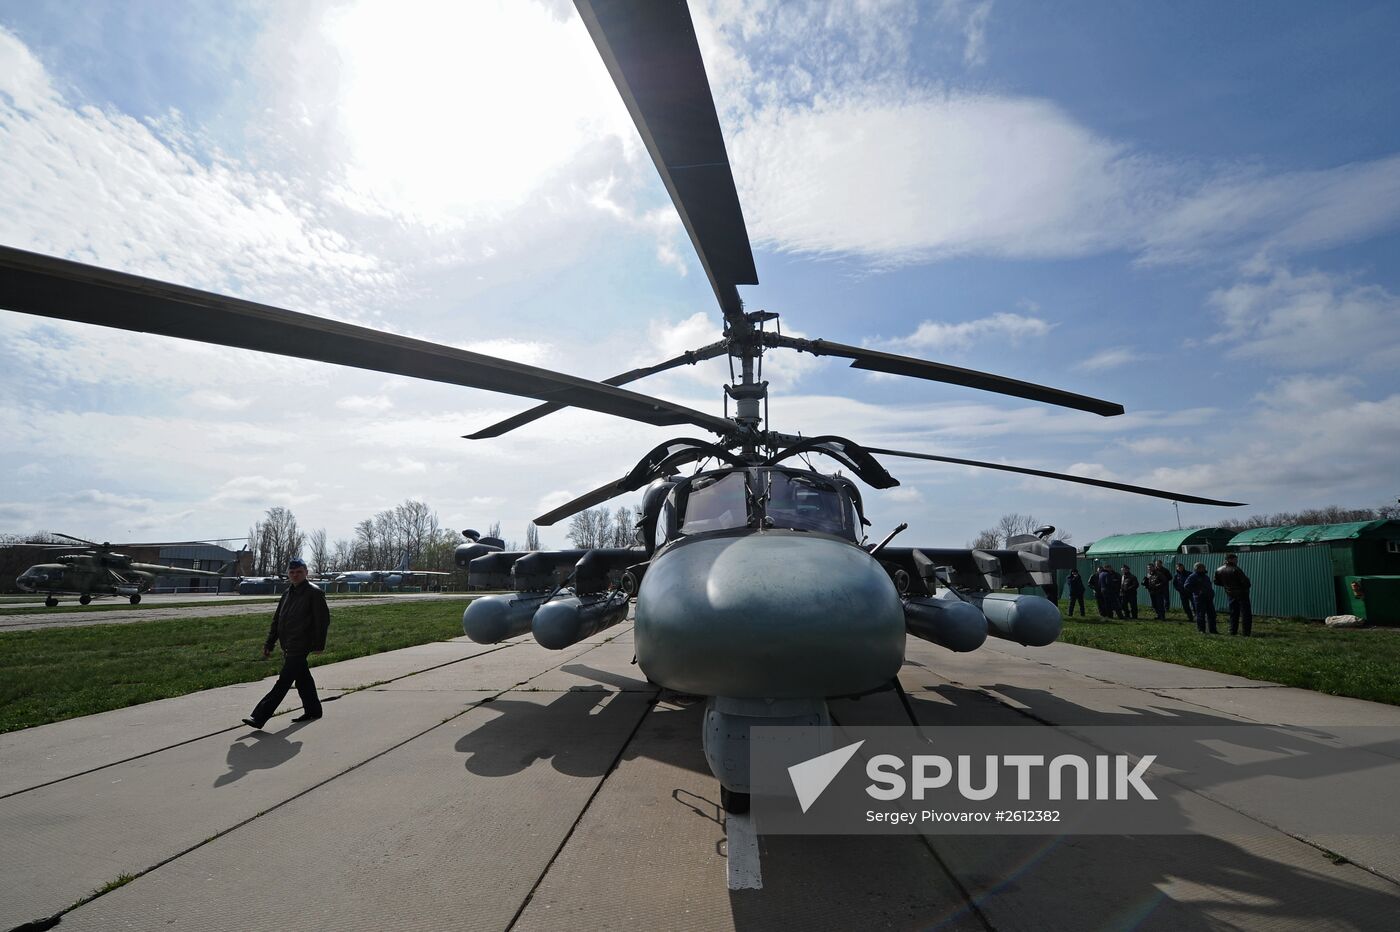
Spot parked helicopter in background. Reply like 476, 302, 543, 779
14, 534, 234, 606
334, 551, 453, 590
0, 2, 1243, 810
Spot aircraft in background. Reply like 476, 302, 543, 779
334, 552, 451, 590
16, 535, 234, 606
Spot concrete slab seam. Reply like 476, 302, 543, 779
829, 704, 996, 931
0, 642, 516, 803
965, 681, 1400, 893
503, 688, 661, 931
36, 639, 627, 930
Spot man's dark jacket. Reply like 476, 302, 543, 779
1184, 569, 1215, 601
1100, 569, 1121, 597
1213, 562, 1252, 597
264, 582, 330, 656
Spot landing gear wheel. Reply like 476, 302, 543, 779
79, 595, 91, 605
45, 596, 58, 608
129, 594, 141, 605
721, 786, 750, 815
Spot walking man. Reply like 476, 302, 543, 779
243, 558, 330, 729
1184, 562, 1218, 634
1065, 569, 1086, 617
1214, 553, 1254, 637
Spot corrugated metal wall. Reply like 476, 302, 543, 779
1069, 547, 1337, 619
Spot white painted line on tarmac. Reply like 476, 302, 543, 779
726, 812, 763, 890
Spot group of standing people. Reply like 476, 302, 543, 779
1064, 555, 1254, 636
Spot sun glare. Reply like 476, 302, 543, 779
323, 0, 633, 225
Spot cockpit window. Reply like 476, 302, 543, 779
761, 472, 855, 538
679, 472, 750, 534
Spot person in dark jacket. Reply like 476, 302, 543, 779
1065, 569, 1086, 616
243, 558, 331, 729
1214, 554, 1253, 637
1147, 560, 1172, 619
1089, 565, 1105, 616
1119, 565, 1140, 619
1173, 562, 1195, 623
1184, 562, 1218, 633
1100, 564, 1122, 618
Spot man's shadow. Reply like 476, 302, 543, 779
214, 721, 310, 787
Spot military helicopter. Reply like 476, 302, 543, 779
0, 2, 1242, 810
14, 534, 234, 607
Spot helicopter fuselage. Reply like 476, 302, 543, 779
633, 466, 906, 698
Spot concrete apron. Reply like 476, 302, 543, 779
4, 622, 1400, 931
0, 632, 628, 930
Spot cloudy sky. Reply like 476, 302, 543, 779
2, 0, 1398, 552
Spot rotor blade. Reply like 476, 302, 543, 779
575, 0, 757, 328
0, 246, 733, 435
466, 338, 730, 440
864, 447, 1245, 506
52, 533, 99, 546
534, 477, 632, 527
771, 335, 1124, 417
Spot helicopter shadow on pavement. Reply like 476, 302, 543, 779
731, 683, 1400, 930
213, 721, 311, 788
452, 674, 670, 779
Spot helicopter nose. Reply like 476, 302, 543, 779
635, 532, 905, 698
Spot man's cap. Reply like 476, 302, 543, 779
288, 558, 307, 569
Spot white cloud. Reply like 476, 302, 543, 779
733, 92, 1143, 264
937, 0, 994, 67
1076, 347, 1141, 372
1208, 261, 1400, 369
1118, 437, 1180, 457
209, 475, 306, 507
879, 312, 1053, 353
0, 26, 397, 315
337, 394, 394, 414
724, 85, 1400, 267
362, 456, 429, 475
190, 391, 252, 411
71, 489, 158, 509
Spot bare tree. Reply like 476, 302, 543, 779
525, 523, 541, 551
1218, 504, 1390, 530
307, 528, 330, 576
995, 513, 1040, 547
610, 506, 636, 548
969, 528, 1000, 550
566, 508, 611, 549
249, 507, 305, 574
329, 538, 353, 574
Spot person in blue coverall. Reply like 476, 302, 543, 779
1184, 562, 1218, 633
1173, 562, 1196, 624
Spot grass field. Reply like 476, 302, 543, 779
1056, 601, 1400, 706
0, 600, 469, 733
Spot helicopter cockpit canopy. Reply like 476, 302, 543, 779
657, 467, 861, 547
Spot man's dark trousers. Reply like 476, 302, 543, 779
251, 653, 321, 724
1068, 593, 1085, 616
1194, 595, 1219, 634
1228, 594, 1253, 636
1151, 589, 1169, 619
